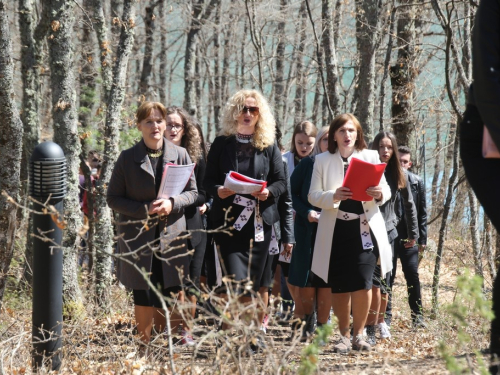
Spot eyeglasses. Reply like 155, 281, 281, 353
166, 124, 184, 131
240, 106, 259, 115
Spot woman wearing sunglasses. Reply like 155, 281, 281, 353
204, 89, 286, 347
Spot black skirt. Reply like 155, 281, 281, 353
213, 202, 272, 294
328, 218, 378, 293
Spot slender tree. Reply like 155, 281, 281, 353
0, 0, 24, 306
93, 0, 137, 310
45, 0, 83, 309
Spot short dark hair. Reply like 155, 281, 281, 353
398, 145, 411, 156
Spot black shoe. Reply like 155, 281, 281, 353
412, 315, 427, 329
277, 311, 293, 326
301, 312, 317, 342
365, 325, 376, 346
287, 318, 302, 341
249, 336, 266, 354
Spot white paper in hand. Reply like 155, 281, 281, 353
157, 163, 195, 199
223, 171, 267, 195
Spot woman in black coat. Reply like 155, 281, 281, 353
204, 89, 286, 332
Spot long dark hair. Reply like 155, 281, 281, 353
166, 106, 202, 162
371, 131, 406, 189
289, 121, 318, 155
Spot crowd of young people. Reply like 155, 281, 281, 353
105, 89, 427, 353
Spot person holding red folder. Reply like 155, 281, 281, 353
308, 113, 392, 353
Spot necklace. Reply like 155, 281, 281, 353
145, 145, 163, 158
236, 132, 253, 143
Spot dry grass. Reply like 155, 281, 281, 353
0, 233, 492, 374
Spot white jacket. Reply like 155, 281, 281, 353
308, 149, 393, 283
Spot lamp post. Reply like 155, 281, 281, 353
30, 141, 67, 371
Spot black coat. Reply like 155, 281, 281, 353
470, 0, 500, 150
203, 135, 287, 226
184, 156, 207, 247
397, 171, 427, 245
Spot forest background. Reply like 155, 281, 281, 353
0, 0, 496, 373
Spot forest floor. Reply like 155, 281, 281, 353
0, 235, 493, 374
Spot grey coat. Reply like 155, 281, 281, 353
107, 138, 198, 290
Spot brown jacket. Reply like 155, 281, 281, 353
107, 139, 198, 290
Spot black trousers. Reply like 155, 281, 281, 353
460, 105, 500, 363
391, 236, 422, 318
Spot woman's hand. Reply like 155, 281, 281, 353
198, 203, 207, 215
281, 243, 293, 258
218, 186, 236, 199
334, 187, 352, 202
307, 210, 320, 223
251, 188, 270, 201
366, 186, 383, 200
149, 198, 173, 216
404, 238, 417, 249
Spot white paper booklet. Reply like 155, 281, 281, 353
223, 170, 267, 195
157, 163, 195, 199
278, 243, 292, 263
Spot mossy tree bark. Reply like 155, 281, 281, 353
45, 0, 84, 311
0, 0, 25, 307
93, 0, 137, 311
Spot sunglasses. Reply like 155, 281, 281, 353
241, 106, 259, 115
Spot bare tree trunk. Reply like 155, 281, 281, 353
391, 0, 423, 147
18, 0, 42, 289
353, 0, 381, 138
431, 118, 460, 316
0, 0, 24, 307
211, 3, 222, 140
93, 0, 137, 311
467, 186, 484, 281
93, 0, 113, 101
312, 74, 322, 126
159, 0, 168, 103
484, 216, 497, 282
244, 0, 264, 92
321, 0, 340, 116
379, 3, 396, 132
45, 0, 83, 310
274, 0, 288, 129
305, 0, 333, 120
430, 117, 442, 218
294, 1, 307, 125
139, 0, 158, 98
183, 0, 219, 113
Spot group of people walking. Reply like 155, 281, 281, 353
105, 88, 427, 354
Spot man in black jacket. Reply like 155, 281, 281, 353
387, 146, 427, 328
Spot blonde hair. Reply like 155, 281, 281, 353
312, 126, 329, 156
219, 89, 276, 150
290, 121, 318, 155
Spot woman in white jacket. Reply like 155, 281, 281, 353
308, 113, 392, 353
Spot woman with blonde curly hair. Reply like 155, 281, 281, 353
204, 89, 286, 348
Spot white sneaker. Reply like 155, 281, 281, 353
378, 322, 391, 339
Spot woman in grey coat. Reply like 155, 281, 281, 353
107, 102, 198, 345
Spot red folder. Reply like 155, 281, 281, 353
342, 157, 386, 201
228, 171, 267, 192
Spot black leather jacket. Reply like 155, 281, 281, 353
273, 157, 295, 244
396, 170, 427, 245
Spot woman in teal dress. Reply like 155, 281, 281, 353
288, 126, 331, 340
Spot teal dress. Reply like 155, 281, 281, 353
288, 156, 318, 287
